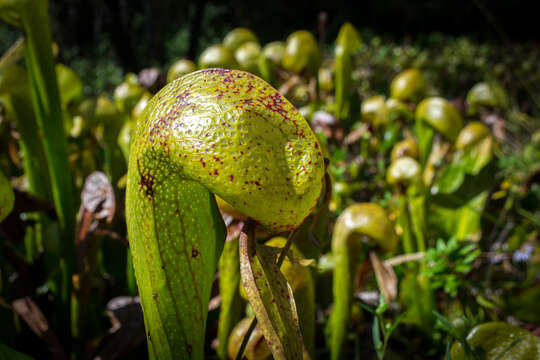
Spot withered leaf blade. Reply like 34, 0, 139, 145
95, 296, 146, 360
369, 251, 397, 303
239, 222, 303, 360
81, 171, 115, 223
12, 297, 68, 360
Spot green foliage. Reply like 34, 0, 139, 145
357, 294, 405, 360
126, 69, 324, 358
239, 228, 303, 359
217, 238, 243, 360
0, 168, 14, 222
450, 322, 540, 360
1, 16, 539, 360
422, 238, 480, 297
334, 22, 361, 120
1, 0, 76, 340
0, 344, 33, 360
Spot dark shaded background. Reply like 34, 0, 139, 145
44, 0, 536, 69
1, 0, 536, 92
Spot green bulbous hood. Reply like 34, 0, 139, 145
451, 322, 540, 360
390, 69, 426, 103
129, 69, 325, 233
235, 41, 261, 75
386, 156, 421, 186
114, 74, 144, 114
466, 82, 509, 114
228, 317, 271, 360
282, 31, 320, 75
455, 121, 490, 150
0, 64, 29, 122
361, 95, 388, 126
55, 63, 83, 107
0, 169, 14, 223
261, 41, 285, 67
167, 59, 197, 83
0, 63, 29, 97
386, 98, 413, 122
0, 0, 47, 27
318, 68, 334, 92
416, 97, 463, 140
258, 41, 285, 85
335, 22, 362, 56
131, 92, 152, 120
333, 203, 398, 253
77, 95, 122, 138
391, 138, 419, 161
198, 44, 238, 70
223, 27, 258, 52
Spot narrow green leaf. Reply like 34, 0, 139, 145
0, 168, 14, 223
217, 237, 243, 360
3, 3, 77, 329
463, 250, 481, 264
387, 312, 406, 338
414, 118, 434, 167
334, 22, 361, 121
0, 344, 34, 360
408, 194, 427, 253
372, 316, 383, 359
444, 342, 452, 360
458, 244, 477, 255
239, 224, 304, 360
433, 310, 454, 334
355, 301, 376, 314
0, 64, 51, 199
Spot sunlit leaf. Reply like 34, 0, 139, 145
334, 22, 361, 120
217, 237, 243, 360
239, 224, 304, 360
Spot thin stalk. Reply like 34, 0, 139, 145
234, 317, 258, 360
10, 95, 51, 263
397, 194, 414, 255
126, 250, 137, 295
18, 0, 76, 343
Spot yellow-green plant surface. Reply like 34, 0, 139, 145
415, 96, 463, 166
198, 45, 238, 70
466, 81, 509, 114
258, 41, 285, 86
0, 169, 14, 223
330, 203, 397, 360
390, 69, 426, 103
0, 1, 76, 334
167, 59, 197, 83
283, 31, 320, 75
361, 95, 388, 127
223, 28, 258, 52
334, 22, 361, 120
266, 237, 315, 355
126, 69, 324, 359
217, 237, 243, 360
228, 317, 271, 360
451, 322, 540, 360
239, 224, 303, 359
416, 97, 463, 141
